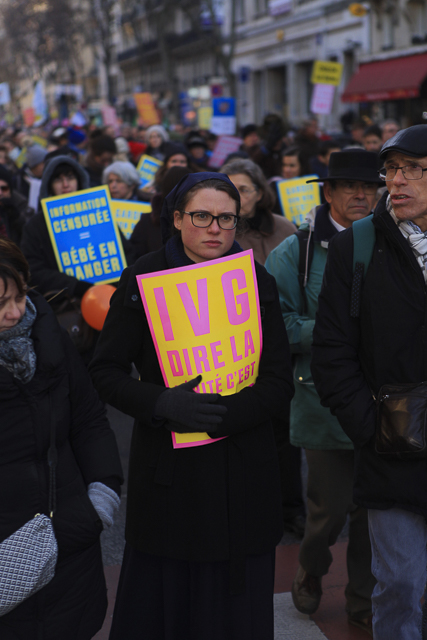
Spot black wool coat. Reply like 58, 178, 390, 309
312, 193, 427, 516
0, 292, 123, 640
89, 247, 293, 572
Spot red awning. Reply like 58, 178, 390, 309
341, 53, 427, 102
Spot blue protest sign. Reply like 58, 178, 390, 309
41, 186, 127, 285
211, 98, 237, 135
136, 154, 163, 188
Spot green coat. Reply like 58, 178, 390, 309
265, 204, 353, 450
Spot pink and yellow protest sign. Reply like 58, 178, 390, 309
136, 250, 262, 449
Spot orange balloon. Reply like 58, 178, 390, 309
81, 284, 116, 331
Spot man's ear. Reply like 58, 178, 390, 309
323, 181, 333, 205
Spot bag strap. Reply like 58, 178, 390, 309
350, 214, 376, 318
295, 228, 314, 315
47, 393, 57, 518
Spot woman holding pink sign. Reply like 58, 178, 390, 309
89, 172, 294, 640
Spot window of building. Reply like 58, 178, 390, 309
382, 11, 394, 49
234, 0, 246, 23
408, 0, 426, 41
255, 0, 269, 15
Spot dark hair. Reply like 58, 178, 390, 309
172, 178, 240, 237
48, 163, 80, 195
220, 158, 275, 212
318, 140, 342, 157
0, 238, 30, 294
176, 178, 240, 215
281, 146, 311, 176
89, 135, 116, 157
363, 125, 382, 139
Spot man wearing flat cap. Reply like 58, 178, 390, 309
266, 149, 379, 634
311, 126, 427, 639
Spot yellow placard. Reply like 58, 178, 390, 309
197, 107, 213, 130
133, 92, 160, 126
137, 250, 262, 448
15, 148, 27, 169
111, 200, 152, 240
311, 61, 343, 86
277, 176, 321, 226
32, 135, 48, 148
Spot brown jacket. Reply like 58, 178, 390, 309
236, 211, 296, 265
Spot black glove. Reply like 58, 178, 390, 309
154, 375, 227, 433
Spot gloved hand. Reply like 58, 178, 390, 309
154, 375, 227, 433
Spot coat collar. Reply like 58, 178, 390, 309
313, 203, 339, 246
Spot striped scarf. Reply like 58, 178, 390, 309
387, 195, 427, 283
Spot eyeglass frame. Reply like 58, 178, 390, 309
379, 164, 427, 181
235, 186, 258, 197
180, 210, 238, 230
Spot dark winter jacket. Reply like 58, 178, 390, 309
312, 192, 427, 515
89, 247, 293, 568
0, 292, 123, 639
0, 192, 31, 247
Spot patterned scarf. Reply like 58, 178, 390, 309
387, 195, 427, 283
0, 297, 37, 383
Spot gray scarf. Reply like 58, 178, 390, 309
387, 195, 427, 283
0, 297, 37, 383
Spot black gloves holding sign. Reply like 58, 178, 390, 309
154, 376, 227, 433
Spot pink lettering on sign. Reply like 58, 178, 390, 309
192, 345, 211, 374
167, 350, 183, 376
210, 341, 225, 369
244, 329, 255, 357
221, 269, 250, 325
230, 335, 242, 362
177, 279, 210, 336
154, 287, 174, 341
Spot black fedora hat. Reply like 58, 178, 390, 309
306, 149, 382, 184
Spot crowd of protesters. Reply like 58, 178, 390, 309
4, 108, 427, 640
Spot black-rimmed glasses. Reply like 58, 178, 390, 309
181, 211, 238, 230
379, 165, 427, 181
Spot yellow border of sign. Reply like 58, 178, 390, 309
136, 153, 164, 174
41, 185, 127, 286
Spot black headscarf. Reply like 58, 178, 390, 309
160, 171, 240, 244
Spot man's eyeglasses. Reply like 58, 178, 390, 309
338, 181, 378, 195
379, 165, 427, 181
181, 211, 238, 230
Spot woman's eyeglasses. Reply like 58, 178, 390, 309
181, 211, 238, 230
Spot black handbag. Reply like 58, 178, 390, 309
376, 382, 427, 459
0, 395, 58, 614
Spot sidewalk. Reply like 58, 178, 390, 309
94, 540, 370, 640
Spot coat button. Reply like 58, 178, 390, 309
131, 294, 138, 302
298, 376, 303, 381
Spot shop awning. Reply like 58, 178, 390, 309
341, 53, 427, 102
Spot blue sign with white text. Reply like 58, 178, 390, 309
41, 186, 127, 285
